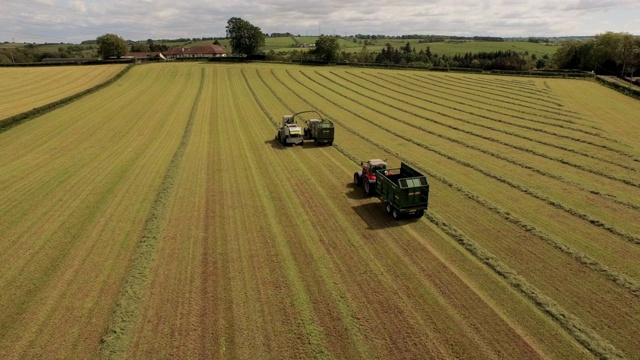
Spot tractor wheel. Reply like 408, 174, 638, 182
386, 203, 392, 214
392, 208, 401, 220
354, 173, 361, 186
415, 210, 425, 218
314, 139, 319, 146
364, 180, 373, 196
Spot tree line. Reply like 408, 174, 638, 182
551, 32, 640, 77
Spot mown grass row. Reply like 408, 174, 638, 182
338, 71, 640, 175
0, 65, 133, 134
348, 70, 624, 147
400, 71, 639, 171
241, 69, 374, 358
273, 68, 640, 293
251, 68, 624, 359
370, 73, 639, 172
318, 71, 640, 210
397, 73, 586, 123
303, 69, 640, 245
97, 68, 205, 360
454, 74, 567, 106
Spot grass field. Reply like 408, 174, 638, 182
0, 64, 127, 119
0, 62, 638, 359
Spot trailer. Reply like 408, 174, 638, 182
354, 161, 429, 219
305, 118, 334, 146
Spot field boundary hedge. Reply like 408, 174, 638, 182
595, 76, 640, 100
0, 64, 134, 134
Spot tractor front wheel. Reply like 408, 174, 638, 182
363, 180, 373, 196
354, 173, 361, 186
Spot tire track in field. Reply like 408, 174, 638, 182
346, 70, 634, 158
320, 71, 640, 211
257, 68, 625, 360
370, 73, 640, 171
97, 68, 205, 359
269, 68, 640, 298
296, 70, 640, 246
333, 71, 640, 183
245, 69, 548, 359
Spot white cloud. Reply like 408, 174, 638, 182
1, 0, 638, 43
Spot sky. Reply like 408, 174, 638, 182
1, 0, 639, 43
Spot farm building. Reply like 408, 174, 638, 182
164, 45, 227, 59
124, 52, 165, 61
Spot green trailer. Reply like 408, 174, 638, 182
305, 118, 334, 146
374, 162, 429, 219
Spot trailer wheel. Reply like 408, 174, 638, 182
414, 210, 425, 218
314, 139, 319, 146
354, 173, 361, 186
386, 203, 392, 214
392, 208, 401, 220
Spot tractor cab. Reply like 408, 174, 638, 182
362, 159, 388, 177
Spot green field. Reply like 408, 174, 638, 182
0, 62, 638, 359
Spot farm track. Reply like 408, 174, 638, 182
295, 69, 640, 248
349, 70, 639, 164
262, 67, 636, 358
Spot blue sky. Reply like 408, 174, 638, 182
1, 0, 638, 43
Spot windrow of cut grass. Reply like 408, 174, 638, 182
0, 64, 128, 121
263, 65, 640, 357
295, 69, 640, 245
328, 70, 640, 185
281, 67, 640, 291
349, 70, 639, 164
241, 64, 592, 358
0, 64, 200, 359
97, 67, 205, 359
1, 62, 638, 359
118, 63, 588, 359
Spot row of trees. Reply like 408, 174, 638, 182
552, 32, 640, 77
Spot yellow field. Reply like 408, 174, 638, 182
0, 62, 639, 359
0, 64, 127, 119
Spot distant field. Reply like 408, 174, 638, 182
0, 64, 127, 119
172, 37, 557, 58
0, 62, 638, 359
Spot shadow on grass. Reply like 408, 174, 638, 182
352, 202, 421, 230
